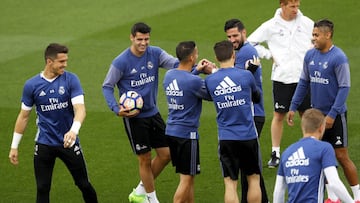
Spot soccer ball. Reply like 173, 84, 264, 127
119, 91, 143, 113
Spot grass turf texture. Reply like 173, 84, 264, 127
1, 0, 360, 202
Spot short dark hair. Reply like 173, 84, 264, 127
213, 40, 233, 62
176, 41, 196, 62
314, 19, 334, 38
44, 43, 68, 62
224, 19, 245, 32
131, 22, 151, 36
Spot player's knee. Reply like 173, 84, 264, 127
273, 112, 286, 121
157, 153, 171, 165
160, 151, 171, 162
138, 153, 152, 167
335, 152, 351, 165
156, 147, 171, 161
76, 180, 93, 191
37, 183, 51, 194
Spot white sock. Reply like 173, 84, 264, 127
135, 181, 146, 195
326, 184, 338, 201
146, 191, 159, 203
272, 147, 280, 157
351, 184, 360, 200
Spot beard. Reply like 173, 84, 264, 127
234, 41, 244, 51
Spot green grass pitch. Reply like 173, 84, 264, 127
1, 0, 359, 202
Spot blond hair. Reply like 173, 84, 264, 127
301, 108, 325, 134
280, 0, 300, 5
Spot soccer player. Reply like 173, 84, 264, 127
274, 108, 354, 203
224, 18, 268, 203
102, 22, 174, 203
102, 22, 214, 203
247, 0, 314, 168
163, 41, 212, 203
288, 19, 360, 203
225, 19, 265, 136
205, 40, 262, 203
8, 43, 98, 203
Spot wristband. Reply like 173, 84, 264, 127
70, 121, 81, 135
211, 68, 218, 73
11, 132, 23, 149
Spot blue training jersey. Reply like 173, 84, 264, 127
21, 71, 83, 146
163, 69, 211, 139
234, 42, 265, 117
290, 46, 350, 118
102, 46, 178, 118
205, 67, 258, 141
277, 137, 337, 203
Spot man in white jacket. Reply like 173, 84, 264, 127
248, 0, 313, 168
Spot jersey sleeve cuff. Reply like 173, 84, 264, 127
21, 102, 32, 111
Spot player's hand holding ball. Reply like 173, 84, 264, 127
118, 91, 143, 117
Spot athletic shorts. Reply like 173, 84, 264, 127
272, 81, 311, 113
166, 136, 200, 175
322, 112, 348, 148
219, 139, 261, 180
123, 113, 168, 155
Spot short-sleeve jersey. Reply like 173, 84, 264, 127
277, 137, 337, 202
205, 67, 258, 141
22, 71, 83, 146
163, 69, 210, 139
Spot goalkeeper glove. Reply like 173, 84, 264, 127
245, 55, 260, 74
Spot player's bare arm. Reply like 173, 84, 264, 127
9, 109, 31, 165
63, 103, 85, 148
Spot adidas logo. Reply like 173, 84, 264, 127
335, 136, 342, 145
214, 76, 242, 96
166, 79, 183, 96
74, 145, 80, 152
130, 68, 137, 74
285, 147, 309, 167
74, 145, 81, 155
39, 91, 46, 96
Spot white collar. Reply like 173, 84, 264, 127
40, 71, 58, 82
